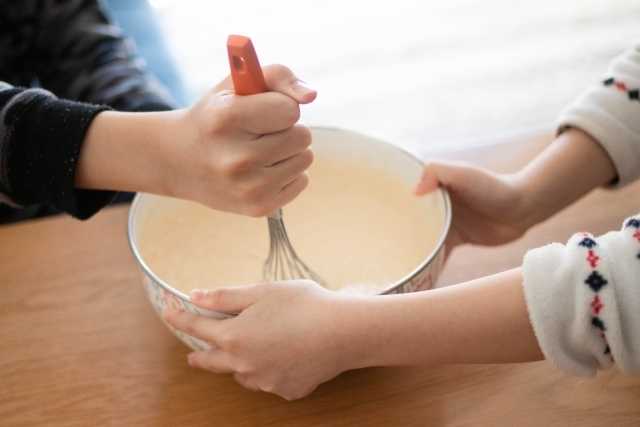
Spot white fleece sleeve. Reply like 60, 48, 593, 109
556, 39, 640, 187
522, 214, 640, 377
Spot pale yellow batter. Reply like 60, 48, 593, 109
136, 154, 443, 295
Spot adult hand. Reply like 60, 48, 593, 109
163, 281, 358, 401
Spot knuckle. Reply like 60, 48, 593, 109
243, 206, 262, 218
183, 319, 200, 337
274, 96, 300, 125
245, 203, 272, 219
237, 380, 252, 391
287, 102, 301, 124
238, 183, 265, 207
264, 63, 294, 82
297, 124, 313, 146
291, 384, 315, 400
282, 389, 304, 401
204, 103, 242, 135
258, 380, 276, 394
286, 124, 312, 151
220, 154, 254, 179
282, 173, 309, 202
220, 330, 238, 350
298, 172, 310, 191
299, 148, 314, 169
233, 180, 278, 217
234, 361, 254, 376
162, 311, 175, 325
202, 358, 221, 373
210, 288, 227, 309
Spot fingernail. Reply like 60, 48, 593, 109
191, 289, 209, 302
292, 80, 315, 97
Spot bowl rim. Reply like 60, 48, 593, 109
127, 126, 452, 301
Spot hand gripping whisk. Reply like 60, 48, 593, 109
227, 35, 326, 286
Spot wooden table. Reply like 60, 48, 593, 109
2, 134, 640, 426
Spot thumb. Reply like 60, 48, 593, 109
414, 159, 473, 196
190, 285, 261, 314
262, 64, 317, 104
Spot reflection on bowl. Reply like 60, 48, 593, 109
128, 127, 451, 350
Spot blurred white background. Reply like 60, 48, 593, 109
150, 0, 640, 156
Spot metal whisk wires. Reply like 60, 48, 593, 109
263, 209, 325, 286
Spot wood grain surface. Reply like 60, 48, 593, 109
1, 134, 640, 426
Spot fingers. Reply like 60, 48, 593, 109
215, 64, 316, 105
251, 125, 313, 206
218, 92, 301, 135
208, 64, 316, 136
190, 285, 263, 313
272, 148, 313, 184
414, 160, 475, 196
186, 64, 316, 216
233, 373, 261, 393
274, 172, 310, 209
262, 64, 317, 105
414, 160, 454, 196
249, 124, 312, 166
187, 349, 235, 374
163, 309, 227, 346
268, 145, 314, 183
215, 130, 312, 216
212, 64, 317, 135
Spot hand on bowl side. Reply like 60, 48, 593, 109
75, 64, 317, 217
413, 159, 530, 257
163, 281, 363, 401
163, 269, 544, 401
413, 128, 618, 256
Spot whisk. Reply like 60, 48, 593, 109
227, 35, 326, 286
263, 209, 325, 284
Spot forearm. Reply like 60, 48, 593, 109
76, 64, 315, 217
75, 110, 182, 195
342, 268, 543, 369
515, 127, 617, 227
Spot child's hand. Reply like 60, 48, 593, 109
76, 64, 317, 217
167, 64, 317, 217
414, 160, 532, 253
163, 281, 358, 400
413, 129, 619, 255
163, 271, 545, 400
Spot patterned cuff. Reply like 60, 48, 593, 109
523, 214, 640, 376
522, 236, 615, 376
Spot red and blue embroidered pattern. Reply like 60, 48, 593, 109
603, 77, 640, 103
577, 233, 612, 359
582, 217, 640, 364
627, 218, 640, 260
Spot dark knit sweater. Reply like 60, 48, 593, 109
0, 0, 177, 221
